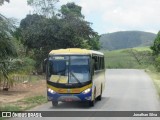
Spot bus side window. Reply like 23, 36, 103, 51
93, 56, 103, 71
99, 57, 101, 70
92, 56, 98, 71
99, 56, 104, 70
102, 57, 105, 69
92, 55, 105, 71
91, 59, 95, 75
97, 56, 99, 70
97, 56, 101, 70
101, 57, 104, 69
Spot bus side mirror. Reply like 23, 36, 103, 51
43, 58, 48, 73
44, 58, 51, 80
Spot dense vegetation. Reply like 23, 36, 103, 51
0, 1, 36, 91
151, 31, 160, 71
0, 0, 160, 92
0, 0, 100, 90
19, 1, 100, 70
100, 31, 156, 50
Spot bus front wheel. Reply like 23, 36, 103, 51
52, 101, 58, 106
89, 89, 96, 107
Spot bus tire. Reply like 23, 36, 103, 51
52, 101, 58, 106
97, 86, 102, 101
89, 89, 96, 107
89, 100, 94, 107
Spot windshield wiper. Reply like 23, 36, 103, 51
55, 69, 66, 83
70, 72, 82, 85
56, 75, 61, 83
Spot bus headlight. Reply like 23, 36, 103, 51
82, 88, 91, 94
48, 88, 56, 94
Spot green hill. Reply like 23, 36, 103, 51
100, 31, 156, 50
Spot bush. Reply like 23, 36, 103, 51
20, 57, 36, 74
155, 56, 160, 72
0, 57, 35, 91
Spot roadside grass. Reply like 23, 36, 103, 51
104, 50, 140, 68
130, 46, 152, 51
13, 75, 45, 84
146, 70, 160, 98
0, 95, 47, 111
103, 47, 152, 69
0, 95, 47, 120
0, 105, 21, 111
19, 95, 47, 110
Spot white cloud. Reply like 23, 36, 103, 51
0, 0, 32, 19
0, 0, 160, 34
77, 0, 160, 33
77, 0, 115, 15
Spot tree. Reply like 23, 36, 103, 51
27, 0, 59, 17
151, 31, 160, 71
0, 16, 17, 58
151, 31, 160, 55
19, 2, 100, 71
0, 0, 9, 5
0, 1, 18, 90
88, 34, 100, 50
0, 16, 17, 90
0, 0, 36, 90
20, 14, 62, 70
0, 1, 17, 58
59, 2, 100, 49
60, 2, 84, 19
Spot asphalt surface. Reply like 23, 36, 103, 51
10, 69, 160, 120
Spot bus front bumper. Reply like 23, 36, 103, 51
47, 91, 92, 102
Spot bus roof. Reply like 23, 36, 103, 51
49, 48, 104, 56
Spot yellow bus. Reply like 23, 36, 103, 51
46, 48, 105, 107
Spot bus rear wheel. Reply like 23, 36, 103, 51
52, 101, 58, 107
97, 86, 102, 101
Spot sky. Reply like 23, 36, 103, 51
0, 0, 160, 34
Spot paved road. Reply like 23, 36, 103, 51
11, 69, 160, 120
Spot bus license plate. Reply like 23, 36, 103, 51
65, 98, 73, 101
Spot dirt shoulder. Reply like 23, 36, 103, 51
0, 80, 47, 105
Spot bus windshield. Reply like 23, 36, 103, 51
48, 55, 90, 84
